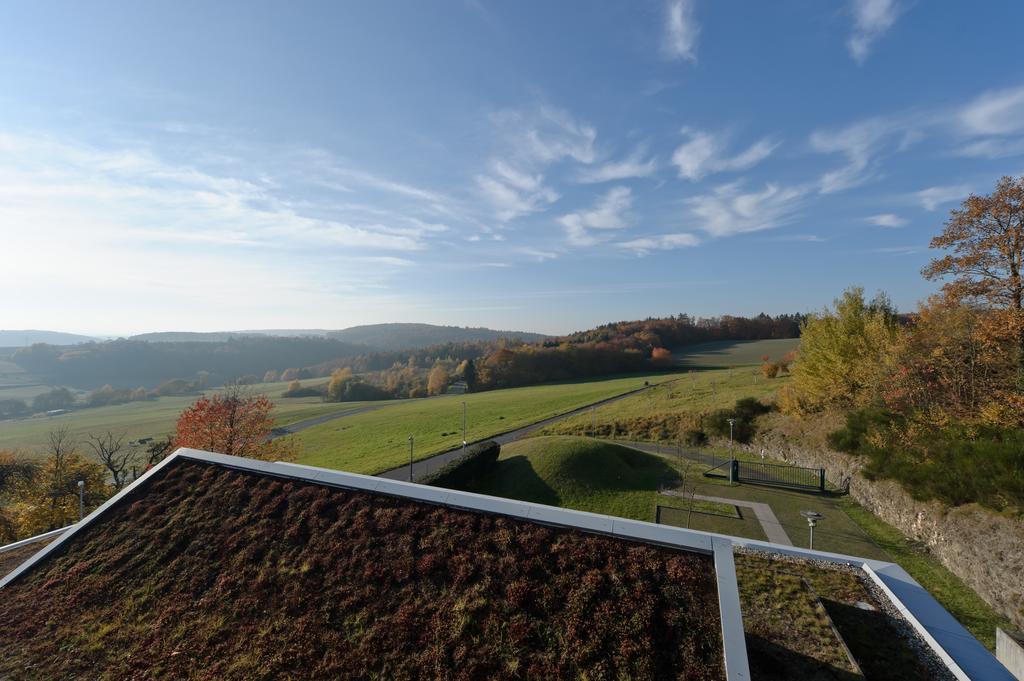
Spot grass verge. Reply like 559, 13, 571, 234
838, 498, 1014, 650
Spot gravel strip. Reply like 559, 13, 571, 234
735, 547, 957, 681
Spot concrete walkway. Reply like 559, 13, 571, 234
378, 380, 675, 481
660, 490, 793, 546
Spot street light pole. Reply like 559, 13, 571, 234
77, 480, 84, 521
462, 401, 467, 453
591, 406, 596, 438
727, 418, 735, 449
408, 435, 414, 482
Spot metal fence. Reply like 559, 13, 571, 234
704, 459, 826, 492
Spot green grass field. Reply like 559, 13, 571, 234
0, 378, 371, 455
543, 365, 789, 437
462, 436, 679, 521
674, 338, 799, 368
295, 371, 682, 474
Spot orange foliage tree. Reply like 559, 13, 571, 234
924, 176, 1024, 363
174, 389, 297, 462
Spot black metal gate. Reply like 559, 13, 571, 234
704, 459, 825, 491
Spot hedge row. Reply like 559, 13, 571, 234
419, 440, 501, 488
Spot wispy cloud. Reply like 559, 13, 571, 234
559, 186, 633, 247
577, 146, 657, 183
959, 84, 1024, 136
953, 85, 1024, 159
809, 117, 916, 193
686, 181, 807, 237
478, 105, 597, 221
847, 0, 905, 63
914, 184, 970, 211
671, 128, 778, 181
476, 160, 559, 222
662, 0, 700, 62
867, 213, 907, 227
618, 232, 699, 254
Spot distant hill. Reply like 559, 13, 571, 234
131, 324, 547, 351
326, 323, 548, 351
0, 330, 99, 347
130, 331, 275, 342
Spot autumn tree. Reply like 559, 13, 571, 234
427, 364, 450, 396
456, 358, 477, 391
85, 431, 139, 491
263, 369, 279, 383
782, 287, 902, 413
326, 367, 354, 401
11, 429, 109, 536
0, 451, 37, 542
924, 176, 1024, 365
174, 388, 297, 462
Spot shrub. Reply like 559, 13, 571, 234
682, 429, 707, 447
419, 440, 501, 488
826, 407, 896, 454
760, 362, 779, 379
703, 398, 771, 444
861, 425, 1024, 511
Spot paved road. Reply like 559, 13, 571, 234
378, 380, 674, 482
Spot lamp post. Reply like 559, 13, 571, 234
408, 435, 414, 482
77, 480, 84, 521
591, 406, 596, 438
727, 418, 735, 449
462, 401, 467, 453
801, 511, 823, 550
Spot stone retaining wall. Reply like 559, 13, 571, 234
743, 413, 1024, 629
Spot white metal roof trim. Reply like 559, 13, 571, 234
713, 537, 751, 681
0, 526, 73, 555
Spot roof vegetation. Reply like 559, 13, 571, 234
0, 460, 724, 680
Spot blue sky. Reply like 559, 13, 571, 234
2, 1, 1023, 336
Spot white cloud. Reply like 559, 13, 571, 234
686, 181, 807, 237
960, 85, 1024, 136
809, 117, 910, 193
0, 132, 460, 333
914, 184, 970, 211
671, 128, 778, 181
954, 137, 1024, 160
867, 213, 907, 227
663, 0, 700, 62
475, 160, 560, 222
578, 147, 657, 183
847, 0, 904, 63
559, 186, 633, 247
517, 247, 558, 262
478, 106, 598, 221
618, 233, 699, 254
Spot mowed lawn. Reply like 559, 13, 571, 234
544, 365, 789, 435
296, 371, 682, 474
0, 378, 372, 455
674, 338, 799, 368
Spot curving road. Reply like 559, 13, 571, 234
377, 379, 678, 482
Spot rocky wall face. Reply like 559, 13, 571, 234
743, 414, 1024, 630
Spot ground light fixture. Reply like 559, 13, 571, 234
727, 418, 736, 448
800, 510, 824, 550
77, 480, 84, 521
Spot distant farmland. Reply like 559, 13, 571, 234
0, 380, 371, 454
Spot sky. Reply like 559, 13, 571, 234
2, 1, 1024, 336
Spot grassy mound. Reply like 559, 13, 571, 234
464, 436, 679, 521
